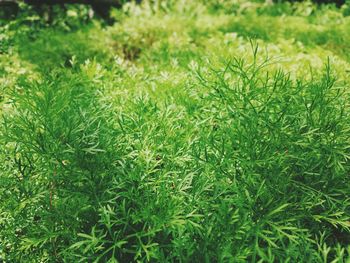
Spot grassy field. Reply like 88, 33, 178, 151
1, 1, 350, 262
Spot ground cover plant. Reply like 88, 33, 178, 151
1, 0, 350, 262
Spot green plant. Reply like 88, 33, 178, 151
1, 1, 350, 262
0, 67, 118, 261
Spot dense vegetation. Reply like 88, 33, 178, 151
1, 0, 350, 262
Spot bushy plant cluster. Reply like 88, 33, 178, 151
1, 0, 350, 262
